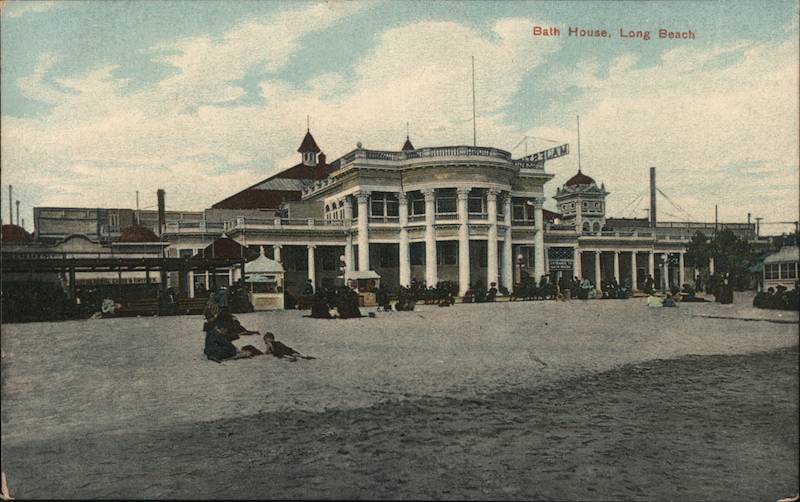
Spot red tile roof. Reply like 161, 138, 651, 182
564, 170, 596, 187
195, 237, 260, 261
1, 224, 32, 242
213, 160, 332, 210
118, 224, 159, 243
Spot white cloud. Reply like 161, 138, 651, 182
2, 0, 59, 18
538, 38, 799, 229
3, 5, 797, 235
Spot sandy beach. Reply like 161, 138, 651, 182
1, 293, 798, 499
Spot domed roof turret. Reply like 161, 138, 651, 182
118, 224, 159, 243
297, 130, 321, 153
401, 136, 415, 151
564, 170, 596, 187
1, 224, 32, 242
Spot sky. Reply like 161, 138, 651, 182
2, 0, 798, 233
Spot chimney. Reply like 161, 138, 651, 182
15, 200, 20, 226
318, 152, 326, 166
8, 185, 12, 224
649, 167, 656, 228
157, 189, 166, 236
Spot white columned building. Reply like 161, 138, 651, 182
423, 188, 437, 287
356, 191, 370, 272
398, 193, 410, 287
486, 189, 499, 287
457, 188, 471, 295
533, 198, 545, 280
502, 195, 513, 291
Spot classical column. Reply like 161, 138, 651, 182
648, 250, 655, 279
613, 251, 620, 282
679, 251, 685, 286
188, 271, 195, 298
356, 191, 370, 271
594, 250, 602, 290
343, 199, 354, 275
631, 251, 638, 290
457, 188, 471, 295
533, 198, 545, 281
574, 249, 582, 279
398, 193, 411, 287
709, 256, 715, 275
423, 188, 437, 286
487, 189, 499, 288
273, 244, 282, 263
502, 194, 513, 292
307, 245, 316, 288
662, 253, 670, 291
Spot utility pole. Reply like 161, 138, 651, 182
15, 200, 20, 225
754, 217, 762, 238
8, 185, 12, 224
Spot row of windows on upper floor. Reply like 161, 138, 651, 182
559, 201, 604, 213
764, 262, 798, 280
324, 190, 539, 221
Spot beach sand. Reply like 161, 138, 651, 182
1, 293, 797, 499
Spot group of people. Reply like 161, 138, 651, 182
753, 284, 799, 311
308, 286, 363, 319
202, 294, 314, 363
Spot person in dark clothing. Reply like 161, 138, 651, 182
487, 282, 498, 302
263, 332, 315, 361
643, 275, 655, 295
203, 322, 254, 362
336, 287, 363, 318
309, 291, 333, 318
302, 279, 315, 296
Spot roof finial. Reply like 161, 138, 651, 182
406, 121, 410, 139
307, 115, 310, 132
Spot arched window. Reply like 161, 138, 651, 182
582, 222, 590, 232
593, 222, 600, 232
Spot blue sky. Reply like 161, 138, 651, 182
2, 0, 798, 232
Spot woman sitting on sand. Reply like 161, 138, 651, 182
203, 322, 255, 363
263, 332, 316, 362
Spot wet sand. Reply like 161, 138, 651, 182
1, 293, 798, 499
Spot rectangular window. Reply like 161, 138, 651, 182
410, 242, 425, 265
436, 189, 457, 214
379, 245, 399, 267
409, 192, 425, 215
179, 249, 194, 259
436, 241, 458, 266
781, 263, 797, 279
371, 199, 385, 217
468, 192, 485, 214
512, 200, 525, 221
765, 264, 778, 279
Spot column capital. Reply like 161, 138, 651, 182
456, 187, 471, 199
273, 244, 283, 249
421, 188, 436, 200
343, 198, 352, 208
355, 191, 371, 203
487, 188, 499, 201
397, 192, 408, 204
594, 250, 601, 255
307, 244, 317, 250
